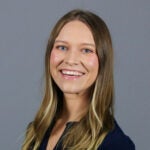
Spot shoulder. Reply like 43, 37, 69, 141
98, 120, 135, 150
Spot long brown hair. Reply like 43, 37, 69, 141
22, 9, 114, 150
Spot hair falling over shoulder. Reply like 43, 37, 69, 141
22, 9, 114, 150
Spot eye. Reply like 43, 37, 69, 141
82, 48, 94, 54
56, 45, 67, 51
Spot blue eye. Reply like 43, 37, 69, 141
56, 45, 67, 51
82, 49, 93, 53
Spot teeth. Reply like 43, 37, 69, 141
61, 70, 83, 76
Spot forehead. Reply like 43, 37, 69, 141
55, 20, 95, 45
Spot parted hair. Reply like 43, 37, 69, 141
22, 9, 114, 150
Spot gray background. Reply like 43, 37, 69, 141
0, 0, 149, 150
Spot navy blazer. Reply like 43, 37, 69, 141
39, 120, 135, 150
97, 121, 135, 150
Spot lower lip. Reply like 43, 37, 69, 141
60, 72, 83, 80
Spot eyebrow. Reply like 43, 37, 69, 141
54, 40, 68, 44
81, 43, 95, 48
55, 40, 95, 48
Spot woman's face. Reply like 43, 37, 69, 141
50, 20, 99, 96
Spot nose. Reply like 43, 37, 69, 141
64, 49, 79, 65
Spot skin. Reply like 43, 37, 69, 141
47, 20, 99, 150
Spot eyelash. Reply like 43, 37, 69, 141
55, 45, 94, 54
56, 45, 67, 51
82, 49, 93, 54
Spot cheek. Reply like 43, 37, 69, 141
50, 50, 60, 64
87, 55, 99, 69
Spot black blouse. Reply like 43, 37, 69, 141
39, 120, 135, 150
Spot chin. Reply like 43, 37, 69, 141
61, 88, 88, 96
62, 90, 79, 94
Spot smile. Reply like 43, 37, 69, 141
61, 70, 84, 76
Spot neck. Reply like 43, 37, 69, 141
60, 93, 89, 122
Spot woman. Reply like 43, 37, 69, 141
22, 9, 135, 150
